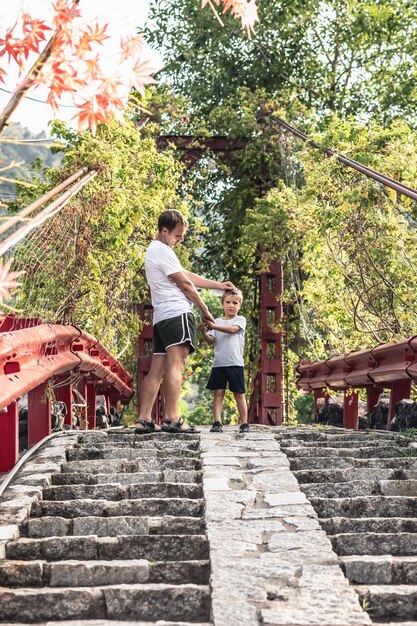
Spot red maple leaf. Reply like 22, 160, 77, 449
52, 0, 82, 27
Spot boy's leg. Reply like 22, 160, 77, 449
213, 388, 226, 423
233, 392, 248, 424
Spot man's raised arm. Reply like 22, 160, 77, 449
169, 271, 215, 323
184, 270, 235, 291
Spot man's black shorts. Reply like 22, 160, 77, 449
153, 312, 196, 355
206, 366, 246, 393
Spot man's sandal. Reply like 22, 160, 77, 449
134, 419, 160, 435
161, 417, 200, 434
239, 423, 250, 433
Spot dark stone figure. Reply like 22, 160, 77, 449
369, 394, 390, 430
390, 399, 417, 431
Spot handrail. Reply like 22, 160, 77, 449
0, 322, 134, 410
0, 430, 79, 499
296, 335, 417, 390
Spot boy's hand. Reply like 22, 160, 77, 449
205, 320, 215, 330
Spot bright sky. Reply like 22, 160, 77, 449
0, 0, 151, 134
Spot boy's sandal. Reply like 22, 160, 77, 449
210, 421, 223, 433
135, 419, 159, 435
161, 417, 200, 434
239, 423, 250, 433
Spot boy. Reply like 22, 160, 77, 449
201, 288, 250, 434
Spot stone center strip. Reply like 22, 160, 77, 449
200, 427, 372, 626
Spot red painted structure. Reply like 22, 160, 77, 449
0, 315, 133, 472
296, 335, 417, 429
150, 135, 284, 425
248, 261, 283, 425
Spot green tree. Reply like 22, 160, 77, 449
147, 0, 417, 122
12, 107, 183, 375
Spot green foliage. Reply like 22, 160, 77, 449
146, 0, 417, 123
294, 391, 314, 424
0, 122, 62, 202
12, 105, 183, 375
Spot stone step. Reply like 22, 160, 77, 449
31, 497, 204, 519
0, 558, 210, 586
10, 619, 214, 626
51, 471, 203, 486
340, 555, 417, 584
311, 496, 417, 519
23, 515, 205, 537
300, 480, 380, 498
42, 481, 203, 501
276, 431, 391, 442
75, 440, 200, 451
66, 448, 198, 462
321, 517, 417, 535
279, 439, 393, 449
6, 534, 209, 562
0, 583, 211, 623
293, 468, 417, 483
330, 532, 417, 556
289, 456, 417, 470
355, 584, 417, 621
61, 458, 201, 474
7, 622, 213, 626
302, 479, 417, 498
44, 482, 203, 501
285, 446, 402, 458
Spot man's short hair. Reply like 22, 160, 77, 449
221, 288, 243, 304
158, 210, 188, 232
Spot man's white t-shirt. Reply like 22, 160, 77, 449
145, 240, 193, 325
208, 316, 246, 367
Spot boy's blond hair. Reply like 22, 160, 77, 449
221, 288, 243, 304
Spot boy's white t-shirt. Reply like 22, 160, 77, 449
208, 316, 246, 367
145, 240, 193, 325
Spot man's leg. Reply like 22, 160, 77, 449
234, 392, 248, 424
213, 389, 225, 423
163, 343, 190, 423
137, 354, 166, 427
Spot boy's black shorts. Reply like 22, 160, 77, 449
153, 312, 196, 355
206, 366, 246, 393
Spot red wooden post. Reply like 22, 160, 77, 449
28, 382, 51, 447
388, 379, 412, 428
86, 381, 96, 430
54, 375, 73, 428
258, 260, 283, 425
343, 389, 359, 429
0, 401, 19, 472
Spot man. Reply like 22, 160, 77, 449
135, 209, 236, 434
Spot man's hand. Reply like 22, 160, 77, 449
201, 310, 215, 324
221, 281, 236, 291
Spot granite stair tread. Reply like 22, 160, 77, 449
0, 583, 211, 623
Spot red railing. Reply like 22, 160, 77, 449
0, 315, 134, 472
296, 335, 417, 430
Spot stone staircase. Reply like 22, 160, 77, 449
0, 430, 213, 625
276, 427, 417, 626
